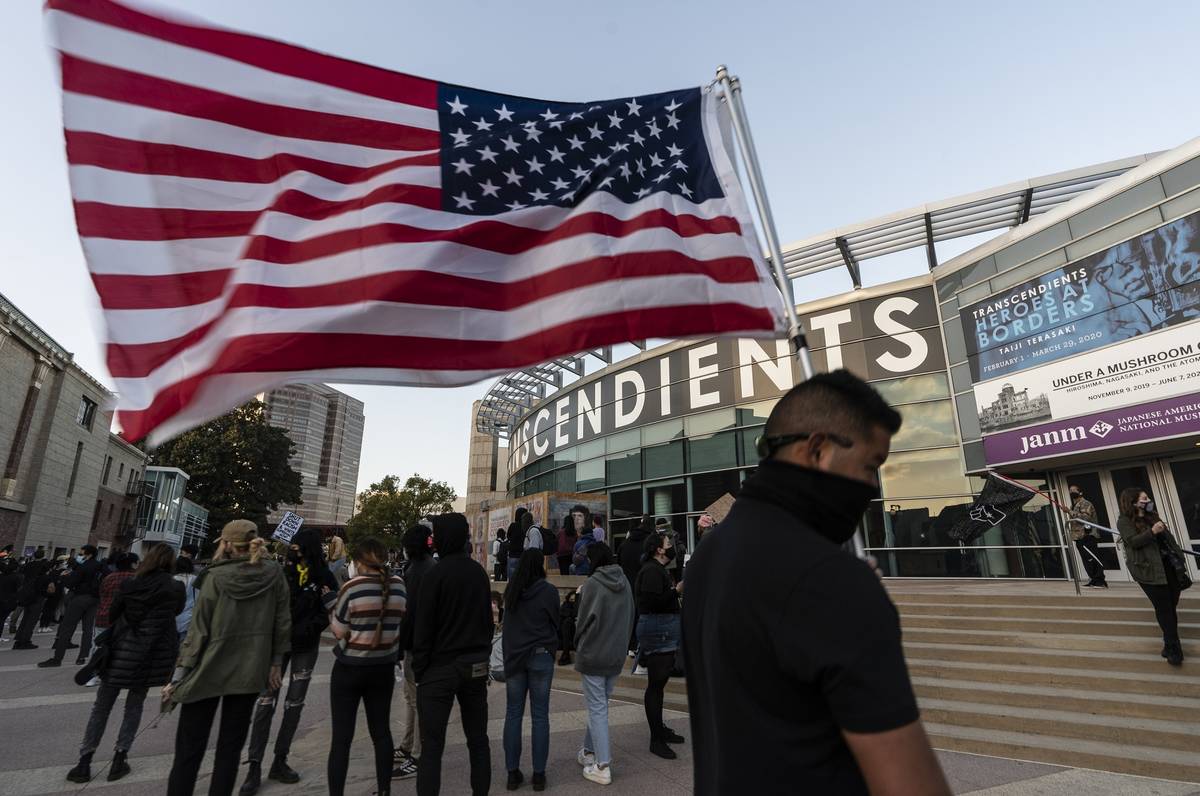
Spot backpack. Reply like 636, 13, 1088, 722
538, 526, 557, 557
572, 534, 596, 576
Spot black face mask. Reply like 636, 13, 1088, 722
662, 547, 677, 563
286, 550, 301, 564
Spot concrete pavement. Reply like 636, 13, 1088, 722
1, 627, 1197, 795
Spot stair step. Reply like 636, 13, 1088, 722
904, 640, 1195, 675
925, 722, 1200, 784
886, 586, 1200, 610
899, 614, 1200, 639
904, 628, 1173, 654
912, 677, 1200, 724
897, 602, 1200, 623
920, 698, 1200, 753
906, 659, 1200, 698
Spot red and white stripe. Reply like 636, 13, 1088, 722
47, 0, 786, 443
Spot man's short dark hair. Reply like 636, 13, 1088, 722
81, 544, 98, 558
765, 369, 901, 442
181, 543, 199, 556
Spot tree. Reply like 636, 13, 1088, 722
149, 400, 303, 539
347, 474, 457, 549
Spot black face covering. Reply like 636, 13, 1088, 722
739, 458, 878, 545
286, 550, 302, 563
663, 546, 677, 563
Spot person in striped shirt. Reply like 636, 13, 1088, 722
321, 537, 407, 796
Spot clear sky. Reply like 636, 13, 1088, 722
4, 0, 1200, 497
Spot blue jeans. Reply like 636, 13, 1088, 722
580, 673, 617, 765
503, 650, 554, 773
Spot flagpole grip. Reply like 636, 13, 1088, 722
716, 66, 815, 380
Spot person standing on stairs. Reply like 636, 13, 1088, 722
634, 530, 685, 760
681, 370, 950, 796
1068, 485, 1107, 588
1117, 488, 1188, 667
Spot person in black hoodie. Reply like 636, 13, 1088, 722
505, 507, 528, 581
618, 516, 652, 656
681, 370, 949, 796
239, 528, 337, 794
40, 545, 104, 666
413, 513, 493, 796
501, 549, 561, 791
13, 550, 52, 650
0, 557, 19, 642
393, 523, 436, 779
67, 544, 184, 784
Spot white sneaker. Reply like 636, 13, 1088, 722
582, 763, 611, 785
632, 665, 647, 675
85, 675, 101, 687
577, 748, 595, 767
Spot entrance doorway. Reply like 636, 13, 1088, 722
1056, 459, 1200, 582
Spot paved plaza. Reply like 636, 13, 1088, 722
0, 632, 1197, 795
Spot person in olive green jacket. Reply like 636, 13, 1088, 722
1116, 488, 1188, 667
164, 520, 291, 796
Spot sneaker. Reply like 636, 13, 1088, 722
648, 739, 676, 760
582, 763, 612, 785
577, 748, 596, 767
37, 657, 62, 668
506, 769, 524, 790
1167, 642, 1184, 667
11, 642, 36, 650
532, 772, 546, 792
391, 758, 418, 780
268, 757, 301, 784
1094, 581, 1108, 588
85, 675, 101, 687
632, 665, 647, 675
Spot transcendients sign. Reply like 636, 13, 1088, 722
508, 286, 945, 472
973, 323, 1200, 435
959, 209, 1200, 382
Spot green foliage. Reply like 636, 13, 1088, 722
149, 400, 303, 539
346, 474, 457, 550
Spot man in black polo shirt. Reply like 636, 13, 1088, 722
682, 370, 948, 795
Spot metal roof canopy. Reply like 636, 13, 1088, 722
477, 152, 1156, 438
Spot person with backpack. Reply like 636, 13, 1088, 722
39, 544, 104, 668
492, 529, 509, 582
573, 543, 635, 785
66, 544, 185, 784
164, 521, 291, 796
571, 511, 598, 577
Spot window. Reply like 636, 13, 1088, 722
688, 430, 739, 471
879, 447, 974, 498
91, 499, 102, 530
606, 449, 641, 486
890, 401, 958, 451
605, 429, 641, 455
118, 462, 124, 480
643, 440, 684, 479
67, 442, 84, 497
553, 464, 576, 493
736, 399, 776, 428
642, 419, 684, 446
76, 396, 98, 430
576, 458, 605, 491
107, 504, 114, 520
684, 409, 735, 437
872, 373, 950, 405
691, 470, 741, 513
102, 456, 113, 486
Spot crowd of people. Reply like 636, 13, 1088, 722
1, 369, 1191, 795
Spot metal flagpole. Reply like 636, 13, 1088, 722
715, 65, 815, 380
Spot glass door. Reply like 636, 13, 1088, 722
1155, 455, 1200, 578
1057, 469, 1126, 582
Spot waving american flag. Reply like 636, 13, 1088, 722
46, 0, 786, 443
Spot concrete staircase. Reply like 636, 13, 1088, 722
554, 581, 1200, 784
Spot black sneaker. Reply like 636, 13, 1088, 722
268, 757, 301, 784
507, 769, 524, 790
107, 751, 131, 782
37, 657, 62, 668
391, 758, 418, 780
12, 642, 37, 650
239, 761, 261, 795
662, 727, 686, 744
66, 755, 92, 783
532, 772, 546, 792
1167, 642, 1184, 667
649, 739, 677, 759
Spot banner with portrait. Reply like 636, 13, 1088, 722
959, 209, 1200, 382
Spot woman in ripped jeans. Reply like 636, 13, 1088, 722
238, 529, 338, 795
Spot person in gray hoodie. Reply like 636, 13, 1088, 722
572, 543, 635, 786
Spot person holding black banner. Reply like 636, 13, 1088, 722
1068, 486, 1108, 589
1117, 488, 1189, 667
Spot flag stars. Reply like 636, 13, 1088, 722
570, 165, 590, 180
525, 125, 543, 143
550, 176, 570, 191
547, 146, 566, 163
665, 112, 680, 130
673, 160, 688, 172
569, 111, 585, 120
476, 145, 498, 163
666, 143, 684, 158
653, 172, 670, 183
525, 156, 545, 174
665, 98, 682, 113
502, 167, 523, 185
506, 200, 526, 211
609, 141, 630, 154
649, 152, 664, 168
529, 188, 549, 202
450, 128, 470, 147
636, 186, 652, 198
500, 135, 520, 152
597, 176, 614, 189
625, 98, 642, 116
540, 108, 559, 121
472, 116, 493, 131
452, 190, 474, 209
589, 153, 609, 169
495, 104, 515, 121
567, 135, 585, 151
451, 157, 473, 174
587, 123, 604, 140
618, 162, 632, 179
646, 120, 662, 139
447, 96, 468, 115
607, 111, 623, 128
677, 182, 693, 198
480, 180, 500, 197
629, 130, 645, 146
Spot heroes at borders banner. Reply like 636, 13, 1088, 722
960, 208, 1200, 382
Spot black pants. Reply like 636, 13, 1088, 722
327, 660, 394, 796
1075, 535, 1107, 584
417, 662, 490, 796
167, 693, 257, 796
1140, 565, 1182, 644
54, 593, 98, 661
557, 555, 572, 576
0, 601, 15, 637
642, 652, 674, 739
15, 598, 44, 645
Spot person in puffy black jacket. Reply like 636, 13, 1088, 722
67, 544, 184, 784
240, 528, 337, 794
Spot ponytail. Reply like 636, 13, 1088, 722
247, 537, 266, 566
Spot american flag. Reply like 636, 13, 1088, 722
47, 0, 786, 444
